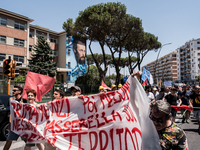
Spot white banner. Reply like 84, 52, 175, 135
10, 77, 161, 150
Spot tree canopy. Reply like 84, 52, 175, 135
29, 36, 57, 77
63, 2, 161, 84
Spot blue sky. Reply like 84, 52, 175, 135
1, 0, 200, 75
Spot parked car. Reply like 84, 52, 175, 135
0, 95, 11, 140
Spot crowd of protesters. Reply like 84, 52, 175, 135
144, 83, 200, 133
4, 71, 200, 150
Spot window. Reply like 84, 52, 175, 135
198, 41, 200, 44
68, 62, 71, 68
0, 35, 6, 44
36, 32, 41, 37
0, 53, 6, 61
29, 31, 33, 38
198, 53, 200, 56
14, 38, 24, 47
67, 75, 71, 81
50, 37, 57, 43
13, 55, 24, 63
0, 17, 6, 26
29, 45, 32, 52
198, 47, 200, 50
52, 50, 57, 55
14, 22, 25, 30
191, 43, 193, 45
68, 49, 71, 55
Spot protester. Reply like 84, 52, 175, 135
118, 84, 122, 89
70, 86, 82, 96
145, 85, 155, 102
155, 87, 166, 101
189, 85, 200, 134
111, 84, 117, 91
150, 100, 188, 149
180, 85, 191, 123
152, 87, 159, 100
52, 88, 65, 100
99, 86, 105, 94
3, 86, 27, 150
165, 87, 170, 95
24, 89, 44, 150
165, 87, 182, 122
44, 89, 65, 150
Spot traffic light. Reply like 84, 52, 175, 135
3, 58, 11, 76
11, 60, 22, 78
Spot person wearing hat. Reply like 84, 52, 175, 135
118, 84, 122, 89
70, 86, 82, 97
111, 84, 117, 91
99, 86, 105, 94
150, 100, 188, 149
165, 87, 182, 122
152, 87, 159, 100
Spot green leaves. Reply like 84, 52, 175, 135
28, 35, 57, 77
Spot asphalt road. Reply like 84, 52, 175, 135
0, 111, 199, 150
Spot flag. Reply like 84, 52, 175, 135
22, 71, 55, 102
101, 80, 111, 90
142, 78, 148, 86
141, 67, 154, 85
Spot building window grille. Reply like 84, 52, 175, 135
0, 17, 6, 26
29, 45, 32, 52
13, 55, 24, 63
0, 53, 6, 61
14, 22, 25, 30
50, 37, 57, 43
29, 31, 33, 38
14, 38, 24, 47
0, 35, 6, 44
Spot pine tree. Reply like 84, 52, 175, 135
29, 36, 56, 77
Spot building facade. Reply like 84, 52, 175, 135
143, 51, 177, 85
0, 8, 87, 84
176, 39, 200, 85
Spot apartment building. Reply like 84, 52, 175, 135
143, 51, 177, 85
176, 38, 200, 85
0, 8, 72, 83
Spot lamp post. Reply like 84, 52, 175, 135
154, 43, 172, 86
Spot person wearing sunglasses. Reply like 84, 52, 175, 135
3, 85, 27, 150
70, 86, 81, 97
150, 100, 188, 150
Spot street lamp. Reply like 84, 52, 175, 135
154, 43, 172, 85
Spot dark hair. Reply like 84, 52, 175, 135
26, 89, 37, 97
55, 89, 65, 98
145, 85, 150, 91
14, 85, 23, 94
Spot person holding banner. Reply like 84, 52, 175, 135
70, 86, 82, 97
52, 88, 65, 100
111, 84, 117, 91
150, 100, 188, 150
3, 86, 27, 150
24, 89, 44, 150
189, 85, 200, 134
